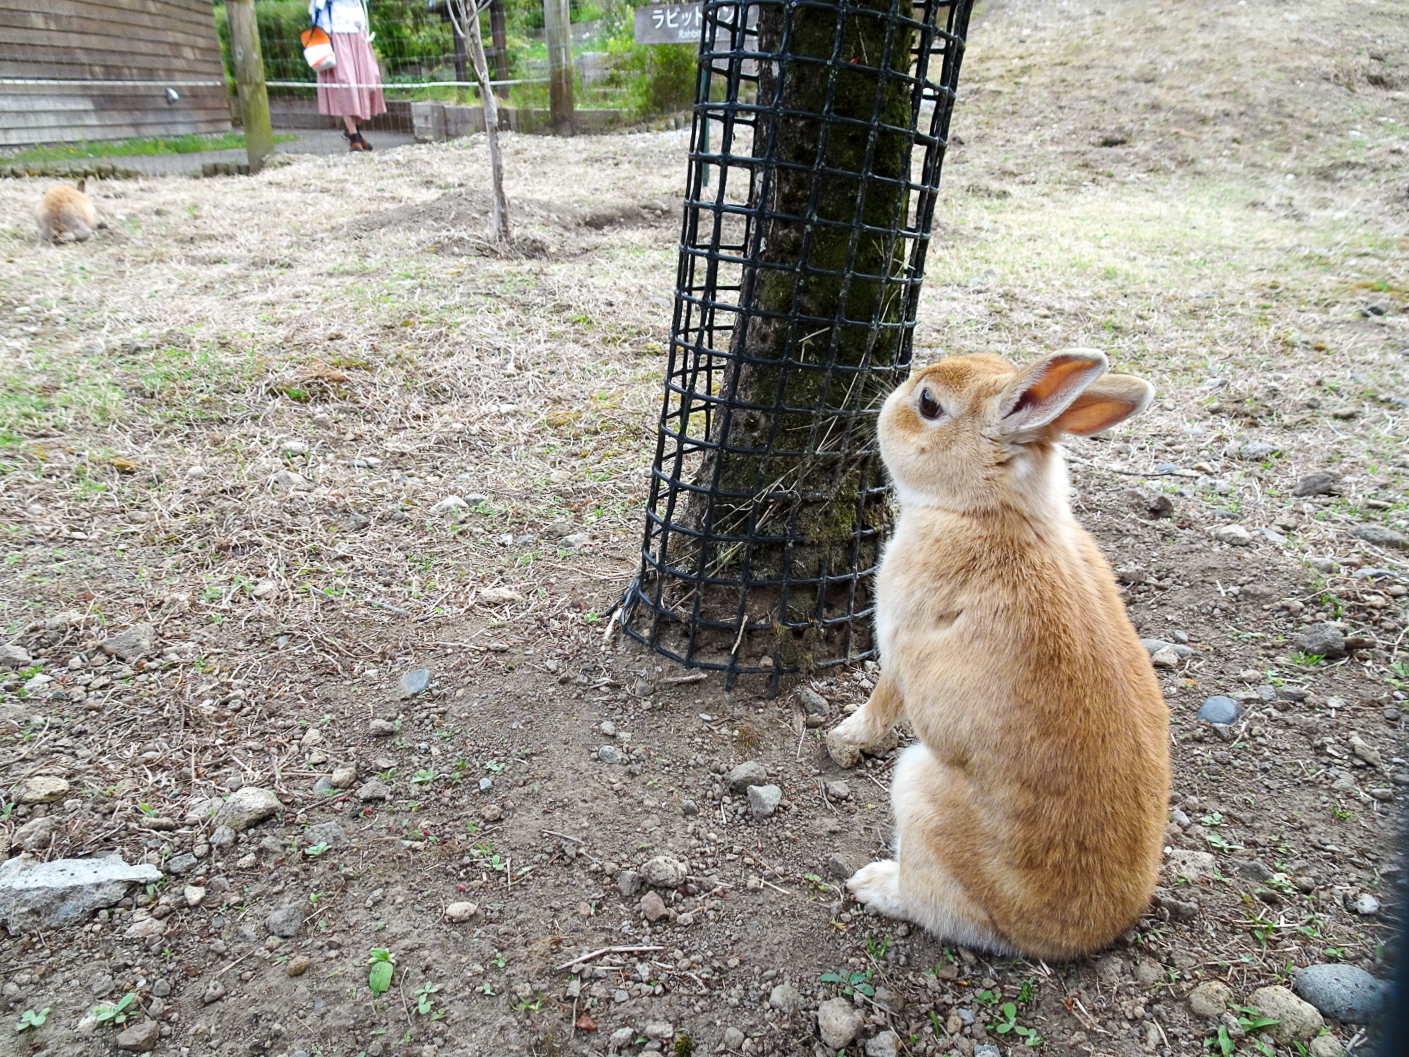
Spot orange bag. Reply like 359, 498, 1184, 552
301, 26, 336, 73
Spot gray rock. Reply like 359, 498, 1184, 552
797, 687, 830, 716
99, 623, 155, 663
1353, 893, 1380, 916
747, 784, 782, 820
597, 745, 622, 765
1293, 964, 1386, 1023
1352, 524, 1409, 550
202, 978, 227, 1005
1215, 524, 1253, 546
768, 982, 801, 1014
0, 855, 162, 931
0, 644, 31, 667
368, 718, 397, 737
330, 765, 357, 788
478, 777, 493, 793
165, 851, 198, 875
725, 760, 768, 792
114, 1019, 161, 1053
816, 997, 865, 1049
973, 1047, 1001, 1057
609, 1026, 636, 1052
824, 728, 862, 768
13, 816, 61, 852
356, 779, 392, 802
312, 776, 335, 796
722, 1026, 745, 1050
1247, 985, 1324, 1042
1293, 472, 1340, 497
304, 822, 346, 847
617, 870, 642, 897
1296, 623, 1347, 659
865, 1030, 902, 1057
212, 786, 282, 831
398, 668, 431, 697
1239, 441, 1277, 460
266, 906, 305, 937
826, 780, 851, 801
1198, 696, 1242, 724
827, 854, 858, 880
1147, 493, 1175, 517
639, 855, 687, 888
208, 825, 237, 848
445, 900, 478, 922
1150, 645, 1181, 668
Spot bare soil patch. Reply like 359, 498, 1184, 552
0, 1, 1405, 1056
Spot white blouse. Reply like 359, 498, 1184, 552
311, 0, 369, 35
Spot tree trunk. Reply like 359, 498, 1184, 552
678, 0, 916, 665
468, 5, 511, 243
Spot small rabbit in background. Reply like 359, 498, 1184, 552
828, 350, 1170, 961
37, 179, 99, 244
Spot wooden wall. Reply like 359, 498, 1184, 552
0, 0, 231, 148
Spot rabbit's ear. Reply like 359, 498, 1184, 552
997, 350, 1108, 437
76, 179, 85, 193
1050, 373, 1155, 436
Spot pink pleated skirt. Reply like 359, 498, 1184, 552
316, 32, 387, 120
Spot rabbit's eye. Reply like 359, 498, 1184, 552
918, 388, 944, 420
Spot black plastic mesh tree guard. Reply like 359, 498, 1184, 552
620, 0, 974, 693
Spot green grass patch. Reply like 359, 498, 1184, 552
3, 132, 296, 164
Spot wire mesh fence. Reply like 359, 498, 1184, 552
620, 0, 975, 694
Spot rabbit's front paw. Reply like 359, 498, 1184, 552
846, 860, 905, 917
824, 724, 864, 768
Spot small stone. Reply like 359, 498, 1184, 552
429, 495, 467, 519
99, 624, 155, 663
330, 765, 357, 789
202, 978, 227, 1005
1198, 696, 1242, 724
0, 855, 162, 932
680, 799, 698, 817
1309, 1036, 1345, 1057
725, 760, 768, 792
747, 784, 782, 819
865, 1030, 902, 1057
1214, 524, 1253, 546
479, 586, 525, 604
1353, 893, 1380, 916
1165, 849, 1218, 882
19, 775, 70, 803
722, 1027, 745, 1050
480, 803, 503, 822
356, 779, 392, 802
1239, 441, 1277, 459
151, 979, 171, 998
1347, 734, 1383, 768
212, 786, 282, 831
266, 906, 305, 937
368, 718, 397, 737
597, 745, 622, 765
639, 856, 686, 888
165, 851, 198, 875
123, 915, 165, 939
1150, 645, 1181, 669
817, 997, 865, 1049
1292, 472, 1339, 497
797, 687, 830, 715
183, 886, 206, 907
974, 1047, 1001, 1057
114, 1019, 161, 1052
1293, 964, 1386, 1023
618, 870, 642, 897
1188, 980, 1234, 1018
1351, 524, 1409, 550
768, 982, 801, 1014
640, 890, 669, 922
445, 901, 478, 922
1246, 985, 1324, 1042
826, 854, 857, 880
478, 777, 493, 793
0, 644, 31, 667
825, 729, 862, 768
826, 780, 851, 801
399, 669, 431, 697
1134, 960, 1163, 987
209, 825, 236, 848
609, 1026, 637, 1052
1295, 623, 1347, 660
287, 955, 313, 977
13, 816, 61, 851
305, 821, 347, 848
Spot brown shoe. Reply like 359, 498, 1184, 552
343, 131, 367, 152
354, 132, 373, 151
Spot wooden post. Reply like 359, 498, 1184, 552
543, 0, 574, 134
468, 5, 511, 243
226, 0, 274, 173
488, 0, 510, 100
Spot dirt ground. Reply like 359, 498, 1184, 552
0, 0, 1406, 1055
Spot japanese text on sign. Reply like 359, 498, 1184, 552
633, 3, 704, 45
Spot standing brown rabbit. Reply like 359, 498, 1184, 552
37, 179, 99, 243
827, 350, 1170, 961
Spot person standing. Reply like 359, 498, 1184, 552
310, 0, 386, 151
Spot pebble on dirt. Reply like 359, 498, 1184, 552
1292, 471, 1340, 496
114, 1018, 161, 1053
1293, 963, 1386, 1023
356, 779, 392, 801
0, 855, 162, 931
1187, 980, 1234, 1017
725, 760, 768, 792
640, 890, 669, 922
0, 643, 30, 667
99, 622, 156, 662
212, 786, 283, 831
817, 997, 866, 1049
1295, 623, 1347, 659
266, 906, 306, 937
1198, 696, 1243, 724
1350, 524, 1409, 550
445, 900, 478, 922
398, 668, 431, 697
747, 783, 782, 819
18, 775, 70, 803
639, 855, 686, 887
1247, 985, 1325, 1042
286, 954, 313, 977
